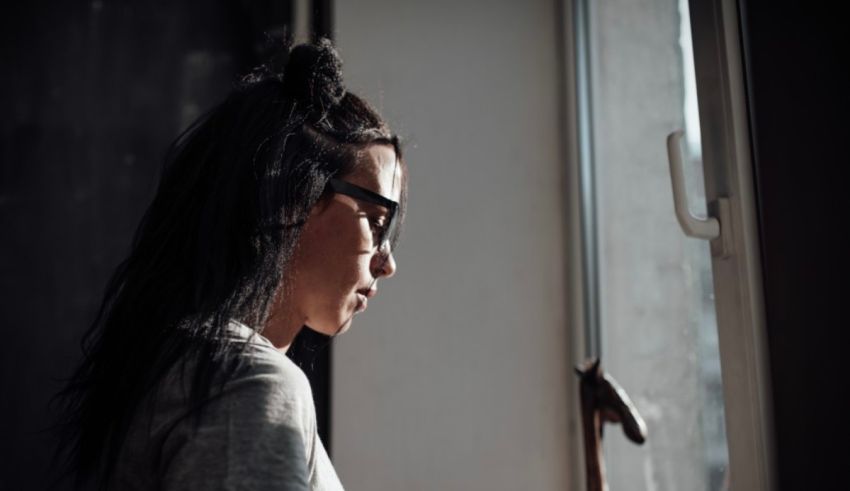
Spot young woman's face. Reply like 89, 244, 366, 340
288, 144, 402, 336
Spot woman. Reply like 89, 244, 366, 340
53, 39, 406, 490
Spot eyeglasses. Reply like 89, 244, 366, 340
327, 178, 399, 253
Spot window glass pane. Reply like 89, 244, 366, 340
585, 0, 730, 489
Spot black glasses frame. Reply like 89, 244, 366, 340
327, 178, 399, 250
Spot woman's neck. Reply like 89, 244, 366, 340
260, 307, 303, 353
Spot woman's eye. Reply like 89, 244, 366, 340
367, 217, 387, 243
369, 216, 386, 231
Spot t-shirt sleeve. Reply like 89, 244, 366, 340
159, 357, 317, 491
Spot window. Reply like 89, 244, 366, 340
569, 0, 774, 489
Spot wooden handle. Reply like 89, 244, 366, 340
576, 358, 648, 491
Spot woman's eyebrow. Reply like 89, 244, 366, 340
348, 201, 386, 219
359, 199, 389, 214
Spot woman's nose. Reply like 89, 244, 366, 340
372, 249, 397, 279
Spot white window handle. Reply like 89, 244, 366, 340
666, 130, 720, 240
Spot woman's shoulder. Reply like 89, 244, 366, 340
143, 321, 318, 448
155, 320, 315, 426
114, 322, 316, 487
218, 320, 314, 406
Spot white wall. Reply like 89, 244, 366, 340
332, 1, 573, 490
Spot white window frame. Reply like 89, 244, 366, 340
560, 0, 777, 489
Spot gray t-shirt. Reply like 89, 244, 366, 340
111, 321, 343, 491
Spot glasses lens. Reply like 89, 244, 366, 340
328, 178, 400, 253
378, 208, 396, 251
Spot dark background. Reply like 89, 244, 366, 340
741, 0, 849, 488
1, 0, 847, 490
0, 1, 332, 489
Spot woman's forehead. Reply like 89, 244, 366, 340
347, 144, 402, 202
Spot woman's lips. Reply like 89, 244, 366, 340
355, 288, 376, 314
355, 293, 368, 313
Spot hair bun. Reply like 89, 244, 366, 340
282, 39, 346, 112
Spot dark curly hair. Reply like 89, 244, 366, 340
51, 38, 406, 490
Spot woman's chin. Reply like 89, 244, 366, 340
334, 315, 355, 335
306, 315, 353, 337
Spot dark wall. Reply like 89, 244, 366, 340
0, 1, 328, 489
740, 1, 849, 489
